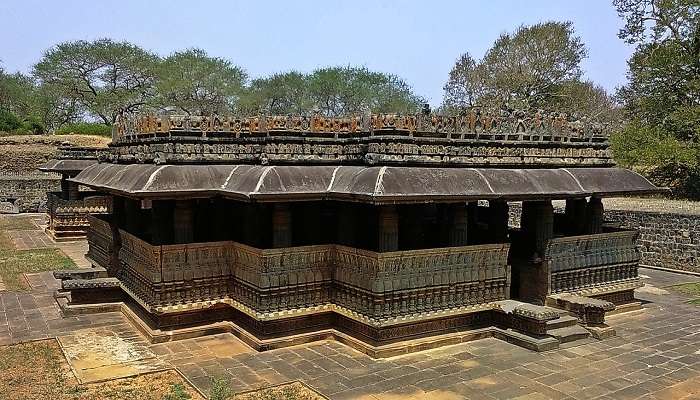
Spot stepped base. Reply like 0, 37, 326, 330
547, 325, 591, 343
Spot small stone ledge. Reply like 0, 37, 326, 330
495, 300, 561, 321
54, 267, 107, 281
547, 294, 615, 325
62, 277, 120, 290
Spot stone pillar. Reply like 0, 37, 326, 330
488, 200, 509, 242
519, 200, 554, 304
378, 205, 398, 252
337, 204, 355, 246
173, 200, 194, 244
586, 197, 604, 234
67, 181, 80, 201
108, 195, 124, 275
565, 198, 587, 235
522, 201, 554, 259
272, 203, 292, 248
124, 199, 141, 234
448, 203, 468, 246
150, 201, 169, 245
60, 176, 71, 199
213, 198, 232, 241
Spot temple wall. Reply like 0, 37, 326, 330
509, 200, 700, 274
0, 172, 60, 213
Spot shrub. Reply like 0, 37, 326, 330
611, 120, 700, 199
21, 116, 46, 134
163, 383, 192, 400
55, 122, 112, 136
0, 109, 22, 133
209, 378, 232, 400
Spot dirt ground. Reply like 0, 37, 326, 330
0, 339, 203, 400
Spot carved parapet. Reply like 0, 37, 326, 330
47, 192, 112, 239
115, 111, 611, 141
109, 111, 613, 167
546, 229, 641, 293
110, 235, 512, 323
86, 215, 114, 270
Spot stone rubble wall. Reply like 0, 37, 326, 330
0, 172, 61, 213
605, 209, 699, 273
508, 200, 700, 274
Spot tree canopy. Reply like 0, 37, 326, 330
243, 67, 424, 116
33, 39, 159, 125
155, 48, 247, 115
442, 21, 598, 113
612, 0, 700, 198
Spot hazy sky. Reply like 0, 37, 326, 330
0, 0, 633, 106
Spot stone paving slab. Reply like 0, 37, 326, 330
0, 268, 698, 399
58, 327, 169, 383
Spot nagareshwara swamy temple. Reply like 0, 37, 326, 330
52, 110, 664, 357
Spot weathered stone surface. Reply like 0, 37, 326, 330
0, 172, 60, 213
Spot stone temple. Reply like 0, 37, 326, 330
55, 111, 664, 357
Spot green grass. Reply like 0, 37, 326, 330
668, 282, 700, 306
0, 245, 75, 290
0, 215, 37, 231
669, 282, 700, 297
0, 215, 74, 291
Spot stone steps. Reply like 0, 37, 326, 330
547, 325, 591, 344
546, 315, 579, 330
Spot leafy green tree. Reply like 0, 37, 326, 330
243, 66, 424, 116
155, 48, 247, 115
442, 53, 487, 110
308, 66, 424, 116
0, 70, 34, 116
32, 83, 82, 132
613, 0, 700, 198
442, 21, 598, 112
33, 39, 159, 125
242, 71, 311, 114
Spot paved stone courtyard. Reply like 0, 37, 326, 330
1, 224, 699, 399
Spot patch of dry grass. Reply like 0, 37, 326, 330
0, 340, 203, 400
228, 381, 325, 400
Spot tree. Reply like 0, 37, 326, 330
242, 71, 311, 114
0, 70, 35, 117
155, 49, 247, 115
33, 39, 159, 125
442, 21, 591, 111
442, 53, 487, 110
241, 66, 424, 116
613, 0, 700, 198
308, 67, 424, 116
33, 83, 82, 132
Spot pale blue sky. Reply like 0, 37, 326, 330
0, 0, 632, 106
